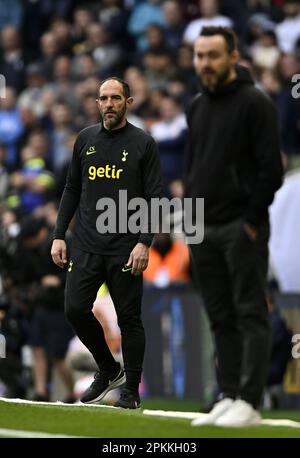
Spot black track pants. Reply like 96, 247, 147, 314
65, 247, 145, 384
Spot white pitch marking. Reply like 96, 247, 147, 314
143, 409, 203, 420
0, 397, 116, 409
0, 428, 82, 438
143, 410, 300, 429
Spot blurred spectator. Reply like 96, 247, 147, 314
0, 26, 25, 92
0, 294, 27, 398
72, 4, 95, 49
150, 95, 187, 196
54, 132, 76, 198
167, 74, 193, 108
46, 55, 78, 111
19, 109, 43, 155
276, 0, 300, 53
0, 144, 9, 200
147, 87, 169, 123
265, 296, 293, 405
277, 54, 300, 157
221, 0, 249, 37
77, 95, 100, 130
259, 68, 300, 157
176, 44, 198, 92
128, 0, 166, 51
0, 208, 20, 288
183, 0, 233, 45
126, 108, 146, 130
245, 13, 276, 51
10, 147, 55, 213
260, 293, 293, 409
74, 76, 100, 105
72, 54, 98, 81
144, 233, 190, 287
142, 49, 175, 88
269, 169, 300, 291
124, 67, 153, 118
251, 30, 281, 69
48, 101, 75, 173
18, 62, 47, 118
0, 0, 23, 28
97, 0, 131, 49
49, 17, 73, 56
0, 87, 24, 170
163, 0, 186, 51
245, 0, 283, 21
26, 130, 50, 162
39, 32, 59, 80
74, 23, 122, 77
278, 52, 300, 84
143, 23, 169, 55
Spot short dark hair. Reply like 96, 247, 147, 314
200, 27, 238, 53
99, 77, 131, 99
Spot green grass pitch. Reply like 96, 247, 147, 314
1, 399, 300, 438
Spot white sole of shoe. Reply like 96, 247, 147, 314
82, 373, 126, 404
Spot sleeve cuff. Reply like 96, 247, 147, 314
138, 234, 153, 247
52, 231, 65, 240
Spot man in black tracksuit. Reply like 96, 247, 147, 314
186, 28, 283, 427
51, 77, 162, 408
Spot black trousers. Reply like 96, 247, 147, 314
190, 217, 271, 408
65, 247, 145, 385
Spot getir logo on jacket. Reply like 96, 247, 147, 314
88, 165, 123, 180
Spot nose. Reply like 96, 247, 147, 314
201, 56, 211, 68
105, 97, 114, 108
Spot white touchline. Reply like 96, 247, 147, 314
0, 397, 116, 408
0, 428, 82, 438
143, 410, 300, 429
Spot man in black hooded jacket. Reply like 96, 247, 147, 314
186, 27, 283, 427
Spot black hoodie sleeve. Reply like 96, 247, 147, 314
138, 136, 163, 246
53, 134, 83, 240
183, 94, 201, 195
244, 93, 283, 226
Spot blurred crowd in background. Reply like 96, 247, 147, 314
0, 0, 299, 404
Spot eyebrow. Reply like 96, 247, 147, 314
98, 94, 122, 99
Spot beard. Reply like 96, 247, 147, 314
102, 103, 127, 130
200, 65, 231, 92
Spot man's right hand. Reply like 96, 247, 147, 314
51, 239, 68, 268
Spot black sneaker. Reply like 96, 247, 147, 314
114, 388, 141, 409
80, 364, 125, 404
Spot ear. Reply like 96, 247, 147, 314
231, 49, 240, 66
126, 96, 134, 108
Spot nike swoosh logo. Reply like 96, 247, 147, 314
122, 267, 132, 272
86, 151, 96, 155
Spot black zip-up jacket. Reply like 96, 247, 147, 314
184, 66, 283, 226
53, 121, 163, 254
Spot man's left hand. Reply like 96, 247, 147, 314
126, 243, 149, 276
